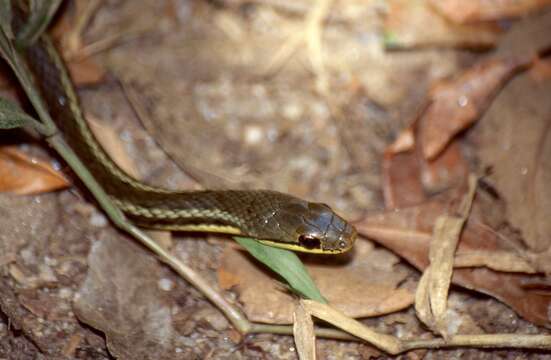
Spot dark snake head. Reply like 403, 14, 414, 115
257, 196, 357, 254
296, 202, 357, 253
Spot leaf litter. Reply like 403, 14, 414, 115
218, 239, 414, 324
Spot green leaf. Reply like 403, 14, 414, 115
0, 15, 16, 67
0, 97, 37, 129
15, 0, 63, 48
235, 237, 327, 304
0, 0, 13, 39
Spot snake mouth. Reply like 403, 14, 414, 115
257, 239, 352, 254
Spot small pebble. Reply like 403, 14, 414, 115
39, 264, 58, 283
193, 307, 229, 331
158, 278, 174, 291
20, 247, 35, 265
244, 125, 264, 145
89, 212, 107, 227
58, 288, 73, 299
282, 102, 303, 120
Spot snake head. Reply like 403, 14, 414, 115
257, 197, 357, 254
295, 202, 357, 253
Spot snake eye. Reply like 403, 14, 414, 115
298, 234, 321, 250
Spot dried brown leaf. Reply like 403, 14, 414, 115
529, 57, 551, 81
475, 68, 551, 265
419, 142, 469, 193
429, 0, 551, 23
218, 241, 414, 324
382, 151, 425, 209
387, 127, 415, 154
420, 57, 527, 160
0, 146, 70, 195
301, 300, 402, 354
355, 189, 551, 328
415, 176, 476, 335
87, 115, 140, 178
67, 58, 106, 86
385, 0, 501, 49
293, 303, 316, 360
454, 251, 536, 273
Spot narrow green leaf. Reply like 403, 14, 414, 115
0, 97, 37, 129
0, 20, 53, 135
0, 0, 13, 39
235, 237, 327, 304
0, 16, 16, 68
15, 0, 63, 48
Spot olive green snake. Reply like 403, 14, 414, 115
15, 10, 357, 254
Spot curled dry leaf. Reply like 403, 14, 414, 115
0, 146, 70, 195
419, 57, 528, 160
429, 0, 551, 24
454, 251, 536, 273
355, 188, 551, 328
300, 300, 402, 354
377, 52, 551, 330
415, 176, 477, 336
385, 0, 501, 49
218, 240, 414, 324
293, 303, 316, 360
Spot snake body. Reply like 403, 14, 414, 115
17, 12, 356, 254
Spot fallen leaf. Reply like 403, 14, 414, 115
419, 57, 528, 160
383, 139, 470, 209
218, 240, 414, 324
415, 176, 477, 335
454, 251, 536, 273
474, 66, 551, 268
529, 57, 551, 81
494, 9, 551, 59
67, 58, 106, 86
356, 188, 551, 328
385, 0, 501, 49
382, 150, 425, 209
300, 300, 402, 354
0, 146, 70, 195
429, 0, 551, 23
386, 126, 415, 154
419, 142, 469, 193
87, 115, 140, 178
293, 303, 316, 360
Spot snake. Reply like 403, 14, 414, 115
13, 7, 357, 254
